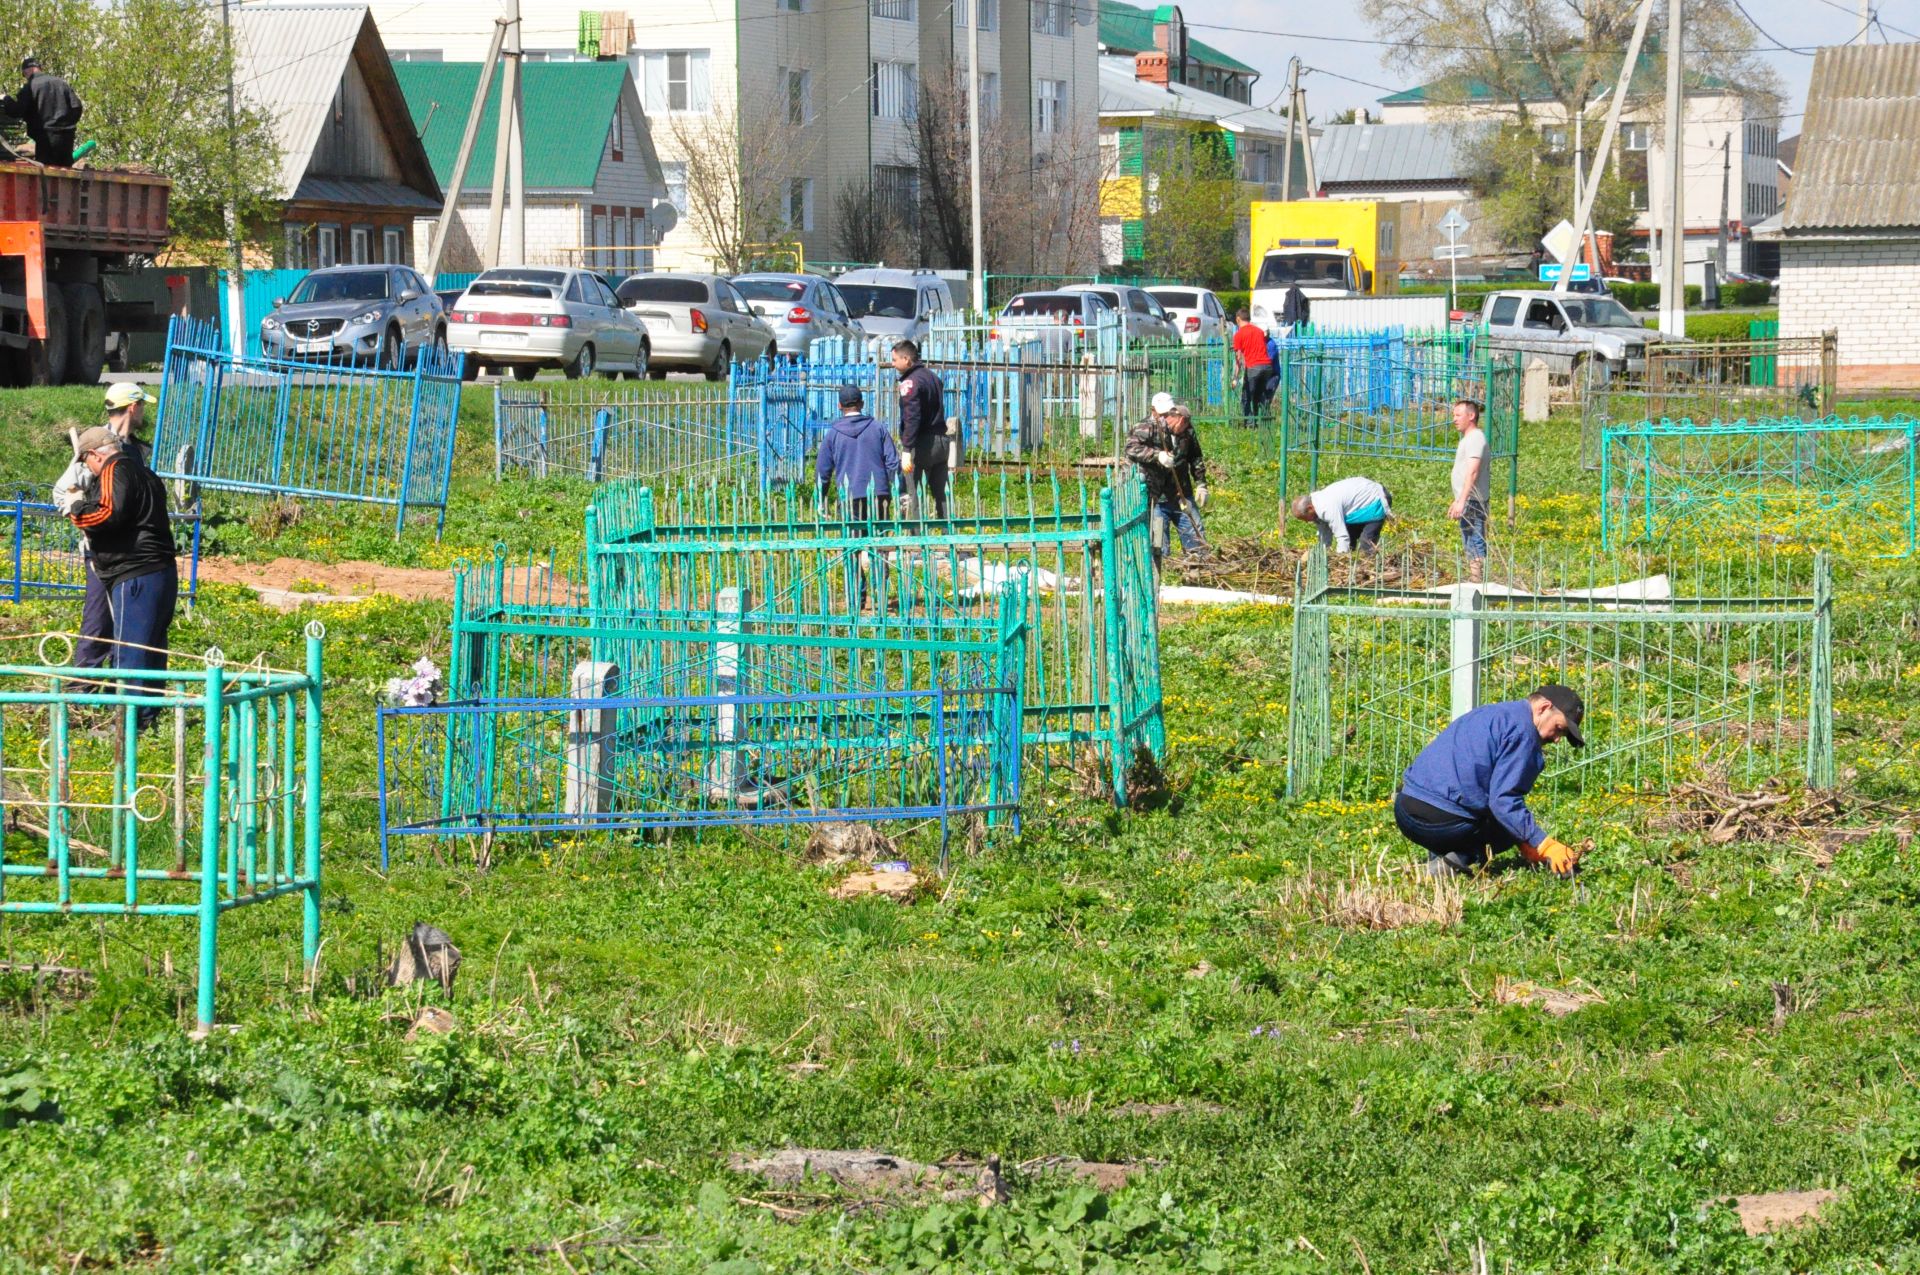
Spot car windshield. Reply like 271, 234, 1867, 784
1255, 253, 1350, 287
289, 271, 388, 304
617, 277, 709, 304
839, 285, 918, 319
1076, 289, 1122, 309
735, 279, 808, 301
1561, 297, 1643, 328
1150, 290, 1200, 309
1002, 294, 1083, 320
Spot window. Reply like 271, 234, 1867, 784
350, 225, 371, 265
317, 225, 340, 269
872, 0, 915, 17
1620, 122, 1650, 152
782, 0, 805, 9
953, 0, 997, 30
1032, 0, 1071, 35
982, 71, 999, 121
611, 108, 624, 162
788, 179, 815, 232
875, 164, 919, 227
389, 49, 443, 62
523, 49, 584, 62
1488, 296, 1520, 326
786, 67, 811, 125
873, 60, 917, 120
1629, 184, 1648, 211
635, 49, 711, 113
1035, 79, 1066, 134
662, 161, 688, 214
284, 224, 310, 269
1524, 299, 1564, 331
1541, 125, 1568, 153
383, 226, 405, 265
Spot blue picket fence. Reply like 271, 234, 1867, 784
495, 382, 758, 485
0, 493, 202, 605
152, 316, 465, 537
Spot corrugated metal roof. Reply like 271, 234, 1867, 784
395, 62, 630, 192
233, 5, 375, 200
1784, 42, 1920, 231
1314, 122, 1490, 187
293, 176, 440, 211
1098, 58, 1293, 136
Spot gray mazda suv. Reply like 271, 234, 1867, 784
260, 265, 447, 368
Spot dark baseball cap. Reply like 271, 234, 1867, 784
838, 384, 863, 408
21, 56, 41, 71
1532, 684, 1585, 748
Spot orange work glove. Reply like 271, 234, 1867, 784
1522, 837, 1580, 875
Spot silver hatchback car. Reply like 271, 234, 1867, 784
730, 273, 862, 358
616, 273, 776, 379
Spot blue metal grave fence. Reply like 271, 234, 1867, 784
0, 494, 205, 604
494, 382, 758, 484
582, 470, 1166, 803
381, 576, 1028, 864
151, 316, 464, 537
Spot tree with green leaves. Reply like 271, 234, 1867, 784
1140, 127, 1241, 287
1468, 125, 1638, 256
2, 0, 282, 256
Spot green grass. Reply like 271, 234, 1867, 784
0, 384, 1918, 1271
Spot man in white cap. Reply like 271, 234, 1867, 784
51, 383, 159, 675
1124, 393, 1209, 566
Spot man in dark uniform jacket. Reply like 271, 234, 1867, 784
891, 339, 951, 519
2, 58, 83, 167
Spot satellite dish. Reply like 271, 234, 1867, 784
648, 200, 680, 237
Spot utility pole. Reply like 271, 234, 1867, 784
1555, 0, 1654, 295
1857, 0, 1872, 41
506, 0, 525, 263
1658, 0, 1686, 337
967, 0, 983, 316
484, 0, 523, 268
1717, 131, 1730, 277
1295, 79, 1317, 194
220, 0, 244, 358
425, 20, 508, 281
1279, 57, 1301, 201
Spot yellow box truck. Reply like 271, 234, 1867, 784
1247, 200, 1403, 324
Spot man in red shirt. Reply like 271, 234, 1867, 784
1231, 309, 1275, 420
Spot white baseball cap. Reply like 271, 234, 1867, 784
1150, 392, 1175, 414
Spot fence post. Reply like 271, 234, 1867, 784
393, 356, 426, 537
302, 623, 323, 973
1808, 552, 1833, 789
1449, 583, 1483, 722
588, 408, 612, 484
566, 661, 620, 818
196, 661, 226, 1031
1098, 486, 1128, 807
708, 586, 749, 799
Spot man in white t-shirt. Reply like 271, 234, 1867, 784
1447, 398, 1489, 581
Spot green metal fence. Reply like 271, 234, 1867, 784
1600, 415, 1920, 557
582, 471, 1166, 803
1285, 543, 1834, 801
1270, 334, 1522, 520
0, 625, 326, 1030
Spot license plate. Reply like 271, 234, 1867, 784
482, 331, 528, 348
641, 318, 669, 334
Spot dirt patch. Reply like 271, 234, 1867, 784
1493, 978, 1604, 1017
196, 557, 456, 605
1108, 1100, 1227, 1120
1018, 1157, 1154, 1192
1730, 1188, 1840, 1236
729, 1150, 1007, 1206
828, 868, 923, 902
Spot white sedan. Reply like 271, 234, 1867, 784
1146, 287, 1230, 345
447, 267, 649, 381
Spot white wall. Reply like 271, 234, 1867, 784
1776, 236, 1920, 389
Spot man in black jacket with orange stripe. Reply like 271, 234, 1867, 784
70, 426, 177, 729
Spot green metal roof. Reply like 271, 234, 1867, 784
395, 61, 627, 191
1381, 48, 1727, 105
1098, 0, 1257, 76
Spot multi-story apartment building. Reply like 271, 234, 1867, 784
1377, 54, 1780, 278
362, 0, 1098, 272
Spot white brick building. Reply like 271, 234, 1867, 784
392, 60, 668, 274
1755, 42, 1920, 391
364, 0, 1100, 273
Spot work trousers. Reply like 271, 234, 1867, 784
1241, 365, 1275, 418
1150, 496, 1208, 566
908, 444, 949, 519
106, 567, 178, 731
31, 127, 76, 167
1393, 790, 1519, 874
1317, 519, 1385, 554
77, 556, 114, 669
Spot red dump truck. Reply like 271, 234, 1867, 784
0, 149, 171, 387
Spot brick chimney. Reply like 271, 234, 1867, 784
1135, 51, 1169, 86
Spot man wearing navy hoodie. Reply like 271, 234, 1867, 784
815, 384, 901, 613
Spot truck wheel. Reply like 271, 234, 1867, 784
63, 282, 107, 385
36, 283, 71, 386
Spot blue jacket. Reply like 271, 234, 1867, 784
815, 411, 900, 502
1399, 699, 1548, 847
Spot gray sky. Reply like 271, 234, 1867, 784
1166, 0, 1920, 139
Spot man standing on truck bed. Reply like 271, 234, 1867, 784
2, 57, 83, 168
